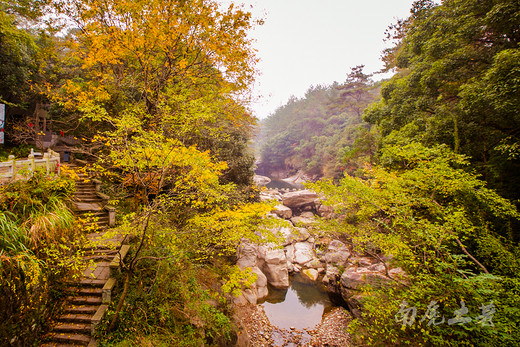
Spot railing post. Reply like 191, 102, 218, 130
44, 150, 50, 175
8, 155, 15, 180
28, 152, 35, 176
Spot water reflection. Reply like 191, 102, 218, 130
260, 273, 333, 330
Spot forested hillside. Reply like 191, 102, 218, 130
257, 66, 380, 180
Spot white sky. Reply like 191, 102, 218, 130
243, 0, 416, 119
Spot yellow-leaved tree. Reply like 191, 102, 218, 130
48, 0, 272, 341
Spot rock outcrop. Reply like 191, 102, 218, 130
281, 190, 318, 209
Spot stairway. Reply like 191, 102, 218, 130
40, 165, 126, 347
73, 171, 110, 231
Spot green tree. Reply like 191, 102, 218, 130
309, 142, 520, 346
365, 0, 520, 200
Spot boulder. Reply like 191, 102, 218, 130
253, 175, 271, 187
259, 248, 289, 289
317, 204, 334, 219
290, 216, 315, 225
237, 241, 258, 269
322, 240, 351, 266
339, 268, 390, 300
346, 294, 364, 319
260, 190, 282, 202
279, 226, 310, 244
251, 266, 268, 300
302, 268, 319, 281
282, 190, 318, 209
300, 211, 315, 219
293, 242, 315, 265
305, 259, 322, 269
273, 204, 292, 219
284, 244, 295, 263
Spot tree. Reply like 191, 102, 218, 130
47, 1, 273, 340
365, 0, 520, 201
309, 141, 520, 345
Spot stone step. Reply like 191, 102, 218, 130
66, 287, 103, 297
83, 216, 109, 221
75, 193, 98, 197
58, 313, 93, 324
77, 210, 106, 215
75, 184, 96, 188
63, 305, 98, 315
47, 333, 91, 346
67, 296, 103, 305
83, 219, 108, 224
76, 198, 104, 203
84, 221, 109, 227
53, 322, 91, 334
76, 278, 107, 287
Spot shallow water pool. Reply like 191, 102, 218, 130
259, 273, 333, 330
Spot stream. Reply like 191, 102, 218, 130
259, 273, 333, 330
265, 179, 303, 190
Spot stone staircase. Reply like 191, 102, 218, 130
73, 171, 112, 231
40, 165, 126, 347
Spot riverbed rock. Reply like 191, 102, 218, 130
258, 247, 289, 288
293, 242, 315, 265
273, 204, 292, 219
300, 211, 315, 219
253, 175, 271, 187
302, 268, 319, 281
316, 204, 334, 219
290, 216, 315, 225
237, 241, 259, 269
322, 240, 351, 267
282, 190, 318, 209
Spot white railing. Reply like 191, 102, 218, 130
0, 149, 61, 182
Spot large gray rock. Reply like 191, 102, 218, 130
284, 244, 295, 263
253, 175, 271, 186
290, 216, 315, 225
340, 268, 390, 299
251, 266, 268, 300
279, 226, 310, 245
282, 190, 318, 209
258, 247, 289, 288
300, 211, 315, 219
322, 240, 351, 266
317, 204, 334, 219
293, 242, 315, 265
260, 190, 282, 202
302, 268, 319, 281
237, 241, 258, 269
273, 204, 292, 219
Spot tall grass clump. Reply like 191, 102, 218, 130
0, 169, 84, 345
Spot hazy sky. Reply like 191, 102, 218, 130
244, 0, 416, 119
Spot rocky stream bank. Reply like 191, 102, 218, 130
233, 185, 406, 346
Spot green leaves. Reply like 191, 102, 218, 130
311, 141, 520, 345
370, 0, 520, 201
